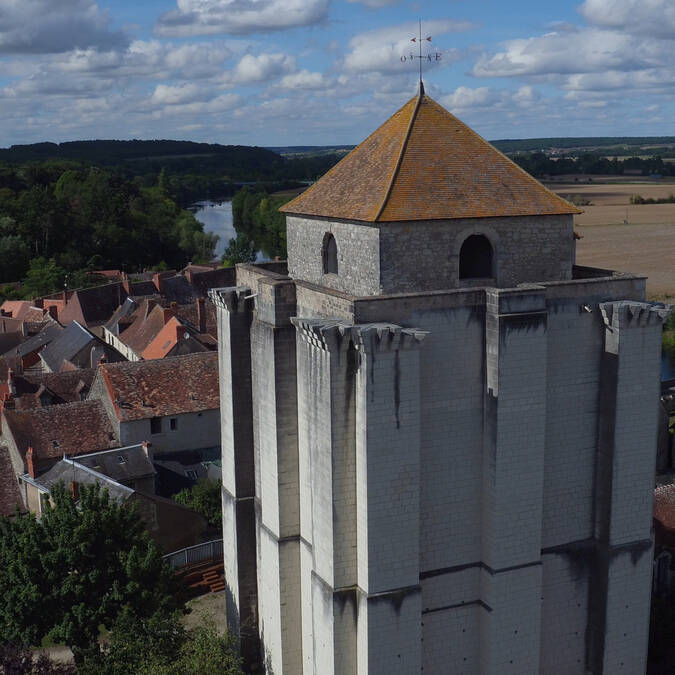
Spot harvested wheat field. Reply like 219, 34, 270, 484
549, 180, 675, 226
542, 180, 675, 299
575, 222, 675, 298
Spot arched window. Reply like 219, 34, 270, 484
322, 232, 338, 275
459, 235, 493, 279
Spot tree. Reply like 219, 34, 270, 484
222, 233, 257, 267
21, 257, 65, 298
0, 235, 30, 283
0, 483, 179, 662
79, 609, 243, 675
0, 643, 75, 674
173, 479, 222, 527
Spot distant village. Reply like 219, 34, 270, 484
0, 263, 233, 558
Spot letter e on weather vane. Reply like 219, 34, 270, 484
400, 20, 442, 83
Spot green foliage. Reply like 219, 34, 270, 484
0, 164, 216, 288
664, 313, 675, 355
0, 643, 75, 674
222, 233, 257, 268
561, 194, 592, 206
173, 479, 222, 527
0, 483, 179, 662
630, 193, 675, 205
79, 609, 242, 675
511, 152, 675, 178
230, 186, 292, 260
0, 233, 30, 284
21, 257, 65, 298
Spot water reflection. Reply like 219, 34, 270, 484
191, 200, 264, 261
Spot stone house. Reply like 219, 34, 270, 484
212, 86, 671, 674
38, 320, 124, 373
87, 352, 220, 455
103, 298, 215, 361
20, 454, 209, 553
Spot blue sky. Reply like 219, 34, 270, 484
0, 0, 674, 146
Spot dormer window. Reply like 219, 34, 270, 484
322, 232, 338, 275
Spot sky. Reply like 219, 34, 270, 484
0, 0, 674, 147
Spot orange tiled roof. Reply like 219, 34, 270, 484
97, 352, 219, 421
280, 89, 580, 222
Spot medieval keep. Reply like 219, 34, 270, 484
211, 85, 672, 674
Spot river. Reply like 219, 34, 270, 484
192, 199, 265, 262
190, 200, 235, 259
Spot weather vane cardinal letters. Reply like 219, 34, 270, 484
401, 20, 442, 83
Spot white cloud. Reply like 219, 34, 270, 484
579, 0, 675, 39
156, 0, 329, 37
0, 0, 127, 54
440, 85, 543, 113
223, 53, 296, 85
442, 86, 497, 110
472, 29, 666, 78
278, 70, 330, 90
151, 83, 206, 105
342, 20, 470, 75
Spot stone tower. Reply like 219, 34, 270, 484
211, 85, 671, 674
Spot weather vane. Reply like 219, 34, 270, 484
401, 20, 441, 84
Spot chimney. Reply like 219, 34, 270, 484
69, 481, 79, 501
34, 298, 43, 308
47, 305, 58, 321
163, 306, 174, 323
197, 297, 206, 333
153, 272, 163, 294
62, 290, 68, 305
26, 446, 36, 478
122, 276, 132, 297
2, 392, 15, 410
7, 368, 16, 396
141, 440, 153, 461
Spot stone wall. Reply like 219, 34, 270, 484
214, 262, 668, 674
286, 216, 380, 296
286, 214, 574, 296
116, 409, 220, 452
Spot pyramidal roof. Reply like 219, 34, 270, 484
280, 86, 580, 222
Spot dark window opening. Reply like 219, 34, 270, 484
150, 417, 162, 434
170, 418, 177, 431
459, 235, 493, 279
322, 232, 338, 275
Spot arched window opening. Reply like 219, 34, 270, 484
459, 235, 493, 279
322, 232, 338, 275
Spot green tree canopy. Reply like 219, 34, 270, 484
0, 483, 179, 662
173, 479, 222, 528
79, 609, 242, 675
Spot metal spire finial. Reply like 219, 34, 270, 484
400, 20, 441, 94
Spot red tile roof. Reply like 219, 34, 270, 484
3, 400, 119, 464
8, 369, 96, 410
142, 317, 187, 360
0, 446, 25, 516
0, 301, 33, 321
96, 352, 219, 421
655, 484, 675, 532
280, 90, 580, 222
